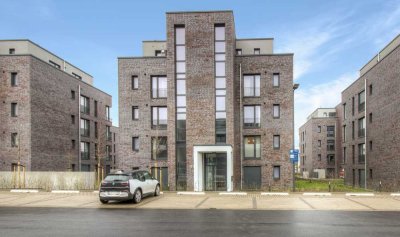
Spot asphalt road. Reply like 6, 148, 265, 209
1, 207, 400, 237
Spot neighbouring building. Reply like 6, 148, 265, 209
118, 11, 295, 191
300, 33, 400, 191
0, 40, 113, 172
299, 108, 338, 179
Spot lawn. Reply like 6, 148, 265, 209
295, 178, 368, 192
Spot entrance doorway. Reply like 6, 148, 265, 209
204, 153, 227, 191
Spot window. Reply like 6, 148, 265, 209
80, 142, 90, 160
132, 106, 139, 120
352, 97, 355, 116
343, 147, 347, 164
9, 48, 15, 54
215, 25, 227, 144
151, 137, 168, 160
244, 136, 261, 159
152, 76, 167, 98
369, 169, 373, 180
155, 50, 166, 56
254, 48, 260, 54
273, 73, 280, 87
343, 103, 347, 120
358, 90, 365, 112
343, 125, 346, 142
273, 104, 280, 118
71, 115, 75, 124
106, 126, 112, 141
236, 49, 242, 55
132, 137, 139, 151
94, 122, 98, 138
358, 143, 365, 163
318, 140, 321, 147
80, 95, 90, 114
11, 103, 18, 117
369, 140, 373, 151
327, 154, 335, 165
273, 166, 280, 179
49, 60, 61, 69
243, 75, 260, 97
358, 117, 365, 137
132, 76, 138, 89
94, 100, 98, 117
317, 126, 321, 133
11, 133, 18, 147
72, 72, 82, 80
106, 106, 111, 121
152, 107, 167, 129
369, 113, 372, 123
71, 140, 76, 149
273, 135, 280, 149
11, 72, 17, 86
106, 145, 112, 161
327, 126, 335, 137
71, 90, 75, 100
369, 84, 373, 95
352, 145, 355, 164
81, 164, 90, 171
318, 154, 321, 161
80, 119, 90, 137
243, 105, 260, 128
327, 140, 335, 151
352, 121, 355, 139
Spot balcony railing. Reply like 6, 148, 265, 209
106, 132, 112, 141
244, 118, 260, 128
243, 87, 260, 97
152, 120, 167, 130
81, 152, 90, 160
153, 89, 168, 98
80, 128, 90, 137
176, 128, 186, 141
358, 154, 365, 164
358, 102, 365, 112
80, 106, 90, 115
358, 128, 365, 137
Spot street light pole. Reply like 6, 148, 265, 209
292, 83, 299, 192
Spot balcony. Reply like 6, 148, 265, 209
244, 118, 260, 128
80, 128, 90, 137
80, 106, 90, 115
152, 120, 167, 130
358, 128, 365, 138
358, 154, 365, 164
81, 152, 90, 160
243, 87, 260, 97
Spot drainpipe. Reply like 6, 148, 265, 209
78, 85, 81, 171
292, 84, 299, 192
364, 78, 367, 189
239, 63, 243, 190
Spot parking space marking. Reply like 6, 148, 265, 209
299, 198, 316, 209
345, 197, 376, 210
195, 197, 209, 208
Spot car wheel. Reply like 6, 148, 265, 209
133, 189, 142, 204
154, 184, 160, 196
100, 199, 108, 204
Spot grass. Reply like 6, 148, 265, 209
295, 178, 369, 192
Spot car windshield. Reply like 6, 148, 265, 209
104, 174, 129, 182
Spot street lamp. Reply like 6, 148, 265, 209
292, 83, 299, 192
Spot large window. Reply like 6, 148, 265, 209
152, 107, 167, 129
80, 119, 90, 137
358, 143, 365, 163
132, 137, 139, 151
151, 137, 167, 160
244, 136, 261, 159
358, 117, 365, 137
244, 105, 260, 128
327, 126, 335, 137
358, 90, 365, 112
80, 95, 90, 114
273, 135, 280, 149
215, 24, 226, 144
244, 75, 260, 97
80, 142, 90, 160
152, 76, 167, 98
327, 140, 335, 151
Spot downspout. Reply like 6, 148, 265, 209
239, 63, 243, 190
364, 78, 367, 189
78, 85, 81, 171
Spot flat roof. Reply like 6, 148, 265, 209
166, 10, 233, 14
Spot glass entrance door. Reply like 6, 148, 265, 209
204, 153, 227, 191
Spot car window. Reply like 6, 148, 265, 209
131, 172, 139, 179
104, 174, 129, 181
143, 171, 152, 180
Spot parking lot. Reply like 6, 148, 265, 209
1, 191, 400, 211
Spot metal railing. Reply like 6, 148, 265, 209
80, 106, 90, 114
243, 87, 260, 97
358, 128, 365, 137
80, 128, 90, 137
81, 152, 90, 160
153, 89, 168, 98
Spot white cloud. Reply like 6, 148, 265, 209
294, 72, 358, 147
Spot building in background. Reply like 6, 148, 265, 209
118, 11, 295, 191
300, 33, 400, 191
299, 108, 338, 179
0, 40, 113, 172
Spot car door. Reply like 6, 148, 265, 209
143, 171, 155, 194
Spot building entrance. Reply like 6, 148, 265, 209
204, 153, 227, 191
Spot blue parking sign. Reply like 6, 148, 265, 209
289, 149, 299, 163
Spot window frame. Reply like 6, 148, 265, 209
11, 102, 18, 117
243, 74, 261, 97
151, 76, 167, 98
11, 72, 17, 87
132, 76, 139, 90
273, 104, 280, 118
132, 137, 139, 151
132, 106, 139, 120
243, 105, 261, 128
244, 136, 261, 159
273, 73, 280, 87
273, 135, 280, 149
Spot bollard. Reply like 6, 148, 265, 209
379, 181, 382, 192
329, 182, 331, 192
269, 182, 271, 192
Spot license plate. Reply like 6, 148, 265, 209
107, 191, 120, 196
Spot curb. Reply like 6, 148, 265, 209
345, 193, 375, 197
219, 192, 247, 196
51, 190, 80, 194
177, 192, 205, 195
390, 193, 400, 197
261, 192, 289, 196
303, 192, 332, 196
10, 189, 39, 193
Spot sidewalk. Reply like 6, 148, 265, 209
1, 191, 400, 211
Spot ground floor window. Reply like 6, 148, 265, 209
81, 164, 90, 171
243, 166, 261, 190
273, 166, 280, 180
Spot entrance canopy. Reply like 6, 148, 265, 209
193, 145, 233, 192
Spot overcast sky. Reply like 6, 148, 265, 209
1, 0, 399, 147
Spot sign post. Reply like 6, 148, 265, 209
290, 149, 299, 192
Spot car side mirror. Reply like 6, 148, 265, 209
142, 176, 146, 182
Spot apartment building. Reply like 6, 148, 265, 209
299, 109, 338, 178
0, 40, 113, 172
338, 34, 400, 190
118, 11, 294, 191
